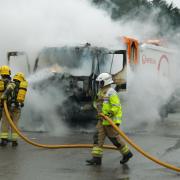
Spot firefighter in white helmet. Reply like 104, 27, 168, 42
0, 72, 28, 147
86, 72, 133, 165
0, 65, 12, 122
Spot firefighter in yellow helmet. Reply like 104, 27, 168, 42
86, 73, 133, 165
0, 65, 12, 121
0, 72, 28, 147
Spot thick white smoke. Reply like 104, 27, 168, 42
0, 0, 160, 64
0, 0, 179, 133
122, 66, 174, 131
21, 69, 69, 135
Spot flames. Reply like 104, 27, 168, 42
49, 64, 64, 73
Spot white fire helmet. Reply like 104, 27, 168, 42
96, 73, 114, 87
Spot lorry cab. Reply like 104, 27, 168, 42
7, 44, 127, 126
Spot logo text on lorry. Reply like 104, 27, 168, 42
142, 55, 156, 65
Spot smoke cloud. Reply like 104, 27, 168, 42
0, 0, 179, 133
0, 0, 162, 64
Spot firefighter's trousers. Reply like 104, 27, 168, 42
0, 107, 21, 141
91, 120, 130, 157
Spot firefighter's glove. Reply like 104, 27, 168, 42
96, 113, 103, 120
20, 103, 24, 108
1, 95, 7, 101
106, 111, 113, 118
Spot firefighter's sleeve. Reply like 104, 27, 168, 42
109, 94, 121, 116
1, 83, 15, 100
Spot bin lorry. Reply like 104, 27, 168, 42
7, 37, 175, 127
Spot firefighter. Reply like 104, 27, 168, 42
86, 72, 133, 165
0, 72, 28, 147
0, 65, 12, 121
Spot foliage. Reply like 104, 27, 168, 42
91, 0, 180, 33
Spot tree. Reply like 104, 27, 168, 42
90, 0, 180, 33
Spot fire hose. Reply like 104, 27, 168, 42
3, 101, 115, 150
3, 101, 180, 172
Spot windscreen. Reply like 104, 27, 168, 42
37, 47, 94, 76
99, 53, 124, 75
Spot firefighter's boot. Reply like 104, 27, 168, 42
12, 141, 18, 147
0, 138, 8, 147
86, 157, 102, 165
120, 151, 133, 164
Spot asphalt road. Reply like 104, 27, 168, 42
1, 113, 180, 180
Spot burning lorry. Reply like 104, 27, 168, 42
7, 37, 177, 128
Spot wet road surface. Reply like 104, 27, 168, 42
1, 113, 180, 180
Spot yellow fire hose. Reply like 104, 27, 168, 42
100, 113, 180, 172
3, 101, 115, 150
3, 101, 180, 172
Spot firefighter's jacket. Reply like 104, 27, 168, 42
95, 87, 122, 125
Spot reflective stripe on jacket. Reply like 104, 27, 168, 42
98, 87, 122, 125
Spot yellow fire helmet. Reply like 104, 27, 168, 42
13, 72, 25, 82
0, 65, 11, 76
